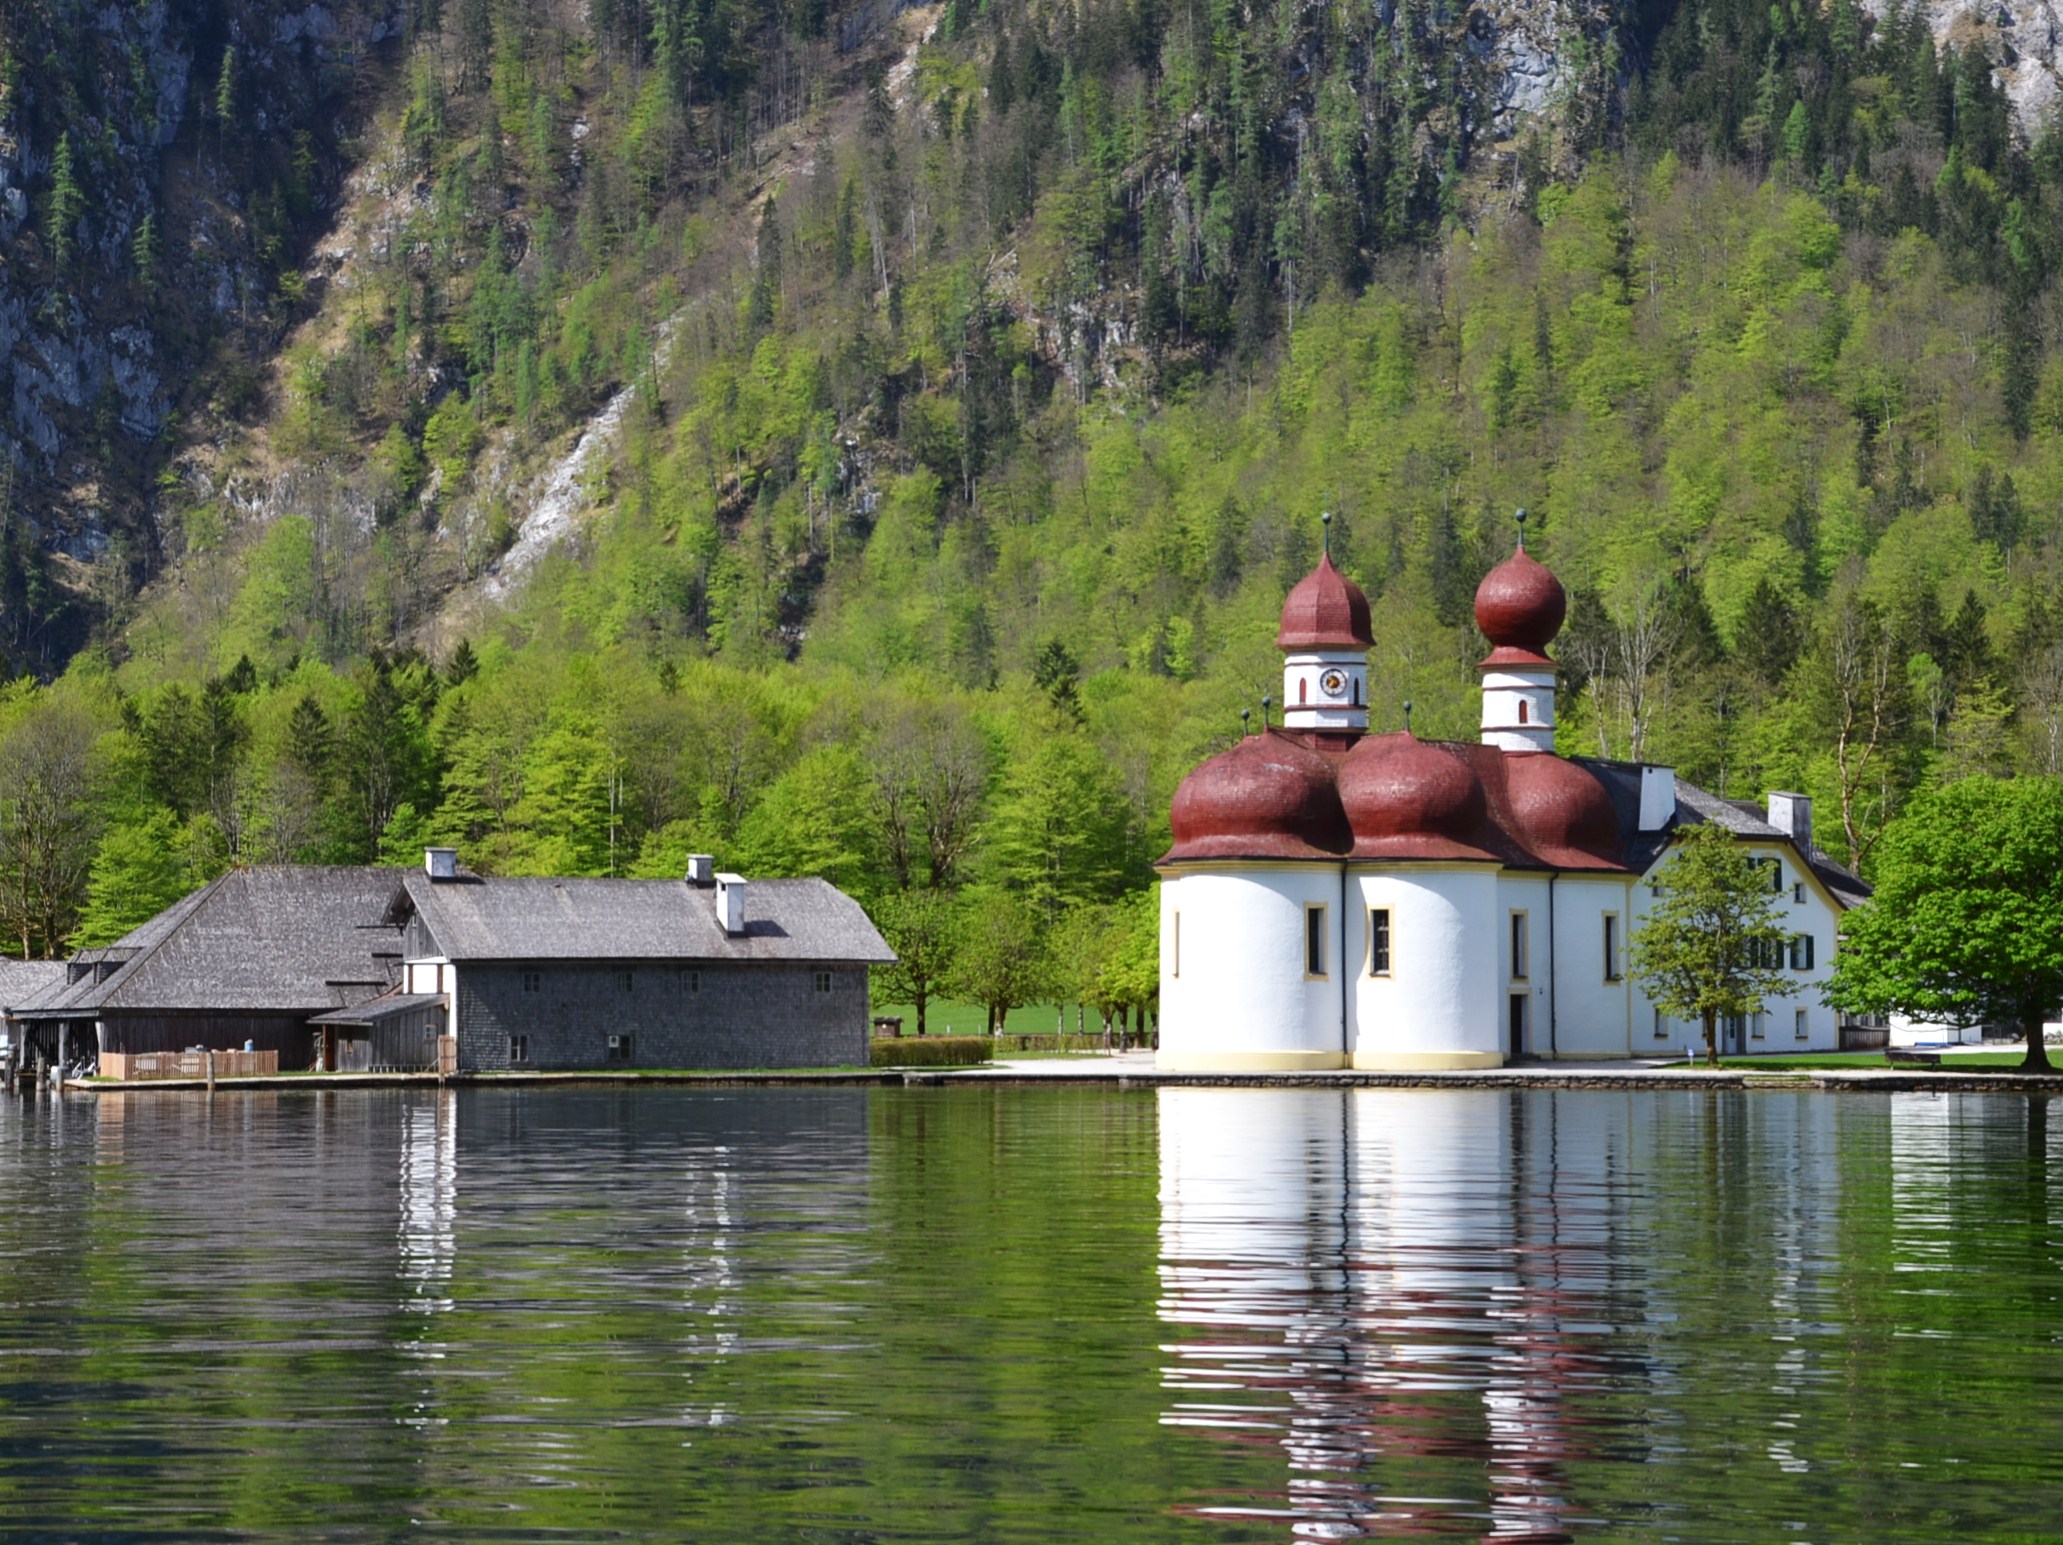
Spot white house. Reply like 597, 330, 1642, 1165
1155, 527, 1869, 1071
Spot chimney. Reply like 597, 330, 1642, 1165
715, 873, 747, 935
1637, 766, 1677, 833
424, 847, 459, 881
1767, 791, 1813, 852
686, 853, 715, 886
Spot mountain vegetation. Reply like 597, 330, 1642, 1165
6, 0, 2063, 1019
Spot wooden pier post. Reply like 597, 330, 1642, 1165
206, 1050, 216, 1095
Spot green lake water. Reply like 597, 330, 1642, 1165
0, 1084, 2059, 1541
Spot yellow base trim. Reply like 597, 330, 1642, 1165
1349, 1050, 1507, 1071
1156, 1050, 1348, 1072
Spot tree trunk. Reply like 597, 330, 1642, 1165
1703, 1008, 1719, 1068
2022, 1003, 2052, 1073
914, 989, 927, 1038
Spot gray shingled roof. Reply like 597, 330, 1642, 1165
0, 959, 68, 1013
11, 867, 408, 1019
398, 872, 895, 964
308, 992, 447, 1027
1671, 781, 1870, 908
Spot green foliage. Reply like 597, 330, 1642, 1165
869, 1035, 990, 1067
873, 887, 958, 1036
1629, 824, 1794, 1066
44, 131, 81, 268
74, 809, 193, 948
1827, 776, 2063, 1070
946, 888, 1050, 1033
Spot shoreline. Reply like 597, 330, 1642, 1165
52, 1056, 2063, 1095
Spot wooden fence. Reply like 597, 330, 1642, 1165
100, 1050, 280, 1081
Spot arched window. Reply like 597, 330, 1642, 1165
1518, 700, 1529, 724
1299, 678, 1308, 704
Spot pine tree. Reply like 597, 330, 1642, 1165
44, 131, 81, 267
131, 211, 160, 293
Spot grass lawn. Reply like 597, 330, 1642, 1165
870, 1000, 1106, 1037
1703, 1051, 2040, 1070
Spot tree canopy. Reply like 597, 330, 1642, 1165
1826, 776, 2063, 1071
1629, 823, 1795, 1066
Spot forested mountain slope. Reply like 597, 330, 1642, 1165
4, 0, 2063, 996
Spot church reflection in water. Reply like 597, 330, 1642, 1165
1157, 1087, 1653, 1541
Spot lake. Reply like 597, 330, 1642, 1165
0, 1084, 2057, 1540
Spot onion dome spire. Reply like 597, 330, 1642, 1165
1475, 509, 1564, 753
1279, 515, 1372, 732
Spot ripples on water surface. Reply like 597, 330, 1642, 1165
0, 1086, 2059, 1541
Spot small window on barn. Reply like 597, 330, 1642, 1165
814, 971, 833, 994
606, 1033, 633, 1062
510, 1035, 529, 1064
522, 971, 541, 994
619, 970, 635, 994
682, 968, 701, 994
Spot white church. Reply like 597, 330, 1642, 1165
1155, 523, 1870, 1070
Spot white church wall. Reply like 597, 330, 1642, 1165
1551, 875, 1638, 1058
1496, 873, 1553, 1058
1346, 866, 1504, 1069
1159, 867, 1346, 1071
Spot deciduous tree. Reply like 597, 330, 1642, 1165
1629, 823, 1794, 1066
1826, 776, 2063, 1073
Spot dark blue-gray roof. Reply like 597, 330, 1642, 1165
397, 873, 895, 964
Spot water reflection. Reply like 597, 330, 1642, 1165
1156, 1088, 1867, 1539
399, 1089, 458, 1316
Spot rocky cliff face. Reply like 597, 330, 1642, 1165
1871, 0, 2063, 124
0, 0, 396, 666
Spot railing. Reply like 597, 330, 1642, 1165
99, 1050, 280, 1081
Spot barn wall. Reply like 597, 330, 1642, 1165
454, 962, 870, 1071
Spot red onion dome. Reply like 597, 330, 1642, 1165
1276, 553, 1373, 651
1337, 732, 1490, 855
1503, 753, 1621, 865
1474, 544, 1567, 657
1163, 731, 1351, 863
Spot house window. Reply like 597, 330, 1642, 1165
1510, 912, 1528, 981
521, 971, 542, 994
1756, 857, 1783, 893
1368, 908, 1391, 976
1602, 913, 1621, 982
510, 1034, 529, 1064
1793, 882, 1806, 905
1305, 904, 1328, 979
1795, 1008, 1810, 1041
1790, 933, 1815, 971
1654, 1006, 1669, 1040
619, 970, 635, 993
1751, 1011, 1766, 1041
815, 971, 833, 993
682, 969, 701, 994
606, 1033, 633, 1062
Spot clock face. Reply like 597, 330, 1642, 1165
1319, 668, 1348, 697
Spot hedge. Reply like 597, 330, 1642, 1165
871, 1036, 992, 1068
